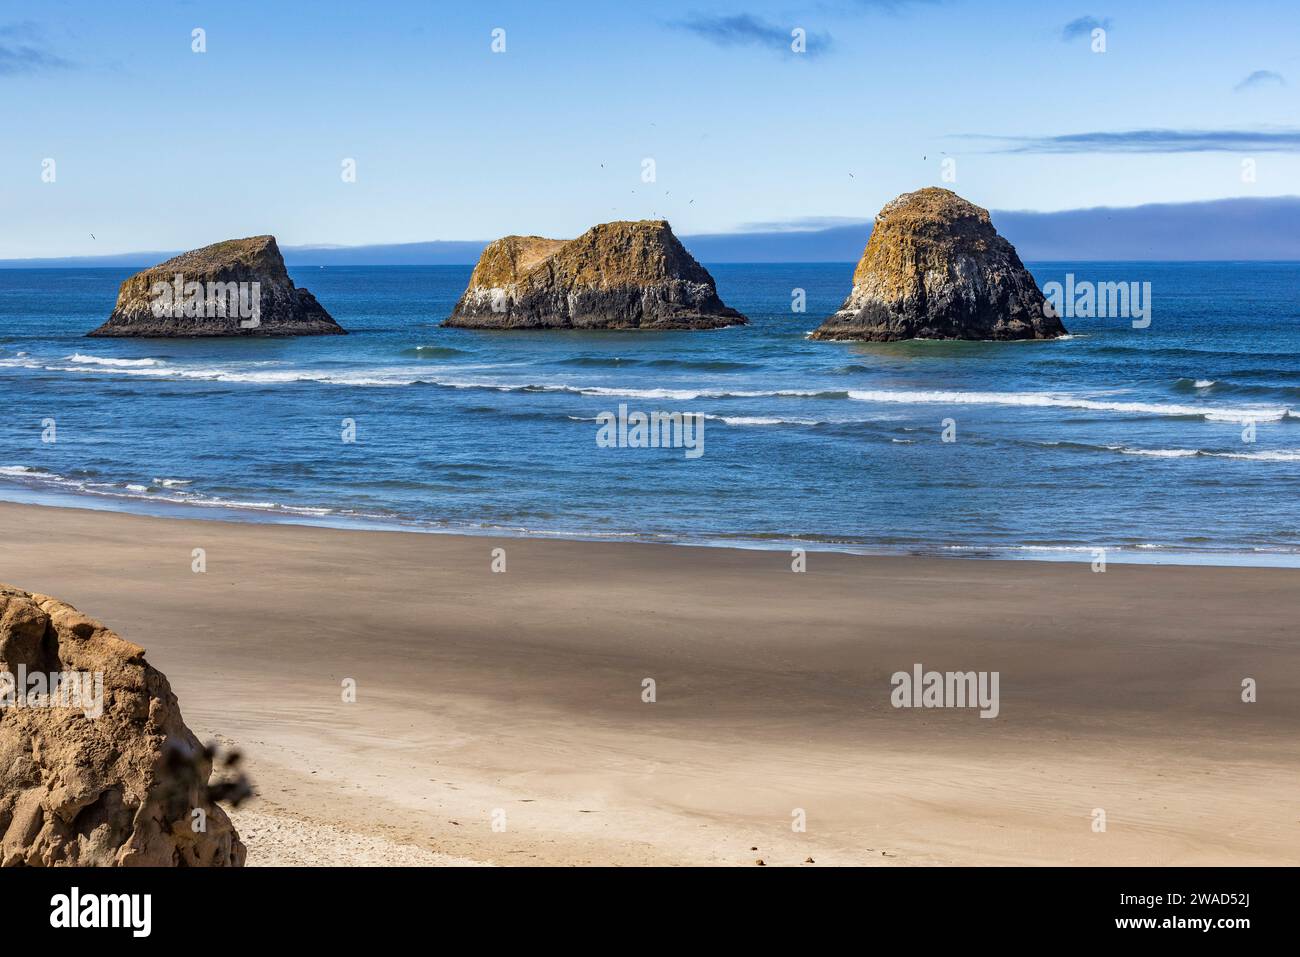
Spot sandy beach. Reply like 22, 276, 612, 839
1, 499, 1296, 866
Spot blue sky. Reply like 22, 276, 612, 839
3, 0, 1297, 257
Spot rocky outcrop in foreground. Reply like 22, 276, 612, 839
89, 235, 344, 337
443, 220, 746, 330
811, 188, 1066, 342
0, 584, 245, 865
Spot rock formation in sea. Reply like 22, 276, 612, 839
89, 235, 344, 337
0, 584, 246, 865
443, 220, 746, 330
810, 188, 1067, 342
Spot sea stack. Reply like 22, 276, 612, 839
89, 235, 345, 337
811, 188, 1066, 342
0, 584, 246, 865
443, 220, 746, 330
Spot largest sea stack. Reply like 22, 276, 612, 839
443, 220, 746, 330
0, 584, 246, 865
811, 188, 1066, 341
89, 235, 345, 337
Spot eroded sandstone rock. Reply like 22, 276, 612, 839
0, 584, 245, 866
811, 188, 1066, 342
89, 235, 344, 337
443, 220, 746, 330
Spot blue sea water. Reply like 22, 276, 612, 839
1, 262, 1298, 564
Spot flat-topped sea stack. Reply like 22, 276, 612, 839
89, 235, 344, 337
811, 188, 1066, 342
0, 583, 246, 865
443, 220, 746, 330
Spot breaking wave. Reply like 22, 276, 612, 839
844, 388, 1291, 424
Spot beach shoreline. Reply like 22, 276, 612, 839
2, 499, 1296, 866
2, 484, 1298, 569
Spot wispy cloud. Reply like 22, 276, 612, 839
1234, 69, 1285, 92
670, 13, 832, 58
1061, 15, 1111, 41
0, 21, 73, 76
957, 128, 1300, 154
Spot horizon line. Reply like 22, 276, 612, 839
4, 194, 1299, 267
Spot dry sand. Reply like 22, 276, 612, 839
2, 500, 1296, 866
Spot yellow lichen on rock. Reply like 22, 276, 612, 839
445, 220, 746, 330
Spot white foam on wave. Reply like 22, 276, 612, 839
0, 464, 340, 517
571, 412, 821, 427
578, 412, 896, 429
0, 356, 41, 370
570, 385, 827, 401
1207, 449, 1300, 461
10, 356, 838, 400
66, 353, 160, 368
46, 361, 405, 388
845, 388, 1289, 424
13, 354, 1296, 427
564, 385, 713, 401
1116, 447, 1199, 458
1112, 446, 1300, 461
703, 414, 823, 427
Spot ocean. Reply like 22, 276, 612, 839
1, 262, 1298, 565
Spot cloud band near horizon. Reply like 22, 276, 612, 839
958, 128, 1300, 154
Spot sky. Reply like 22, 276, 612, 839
2, 0, 1298, 258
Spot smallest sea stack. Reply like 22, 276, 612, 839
443, 220, 746, 330
811, 188, 1066, 342
89, 235, 344, 337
